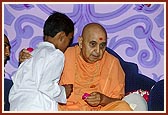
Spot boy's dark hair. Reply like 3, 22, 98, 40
43, 11, 74, 37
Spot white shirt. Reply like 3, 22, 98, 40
9, 42, 66, 111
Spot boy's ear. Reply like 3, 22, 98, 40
78, 36, 83, 49
56, 31, 66, 42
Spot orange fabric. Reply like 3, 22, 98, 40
100, 100, 133, 111
59, 45, 131, 111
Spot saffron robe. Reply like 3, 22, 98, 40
59, 45, 132, 111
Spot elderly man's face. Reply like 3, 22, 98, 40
79, 30, 107, 63
4, 35, 11, 66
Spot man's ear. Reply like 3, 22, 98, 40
78, 36, 83, 49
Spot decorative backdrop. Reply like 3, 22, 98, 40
3, 3, 165, 82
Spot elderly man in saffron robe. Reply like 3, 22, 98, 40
58, 23, 132, 111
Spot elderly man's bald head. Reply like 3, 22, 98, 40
82, 23, 107, 40
78, 23, 107, 63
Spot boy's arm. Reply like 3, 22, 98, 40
38, 50, 66, 103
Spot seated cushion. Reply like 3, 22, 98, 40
125, 74, 156, 93
105, 47, 156, 93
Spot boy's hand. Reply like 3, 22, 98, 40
63, 84, 73, 98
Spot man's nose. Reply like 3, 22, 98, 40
95, 46, 100, 55
5, 46, 10, 56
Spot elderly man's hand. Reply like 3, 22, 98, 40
84, 92, 102, 107
85, 92, 120, 107
19, 49, 32, 63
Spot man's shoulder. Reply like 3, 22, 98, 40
105, 51, 119, 60
105, 51, 120, 66
66, 45, 78, 53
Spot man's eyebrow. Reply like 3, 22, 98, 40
100, 41, 107, 44
89, 40, 97, 42
4, 42, 10, 45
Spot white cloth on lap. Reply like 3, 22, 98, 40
122, 93, 148, 111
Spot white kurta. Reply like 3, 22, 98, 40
9, 42, 66, 111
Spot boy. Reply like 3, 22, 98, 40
9, 12, 74, 111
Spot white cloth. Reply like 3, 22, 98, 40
122, 93, 148, 111
9, 42, 66, 111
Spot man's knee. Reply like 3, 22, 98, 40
101, 100, 132, 111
